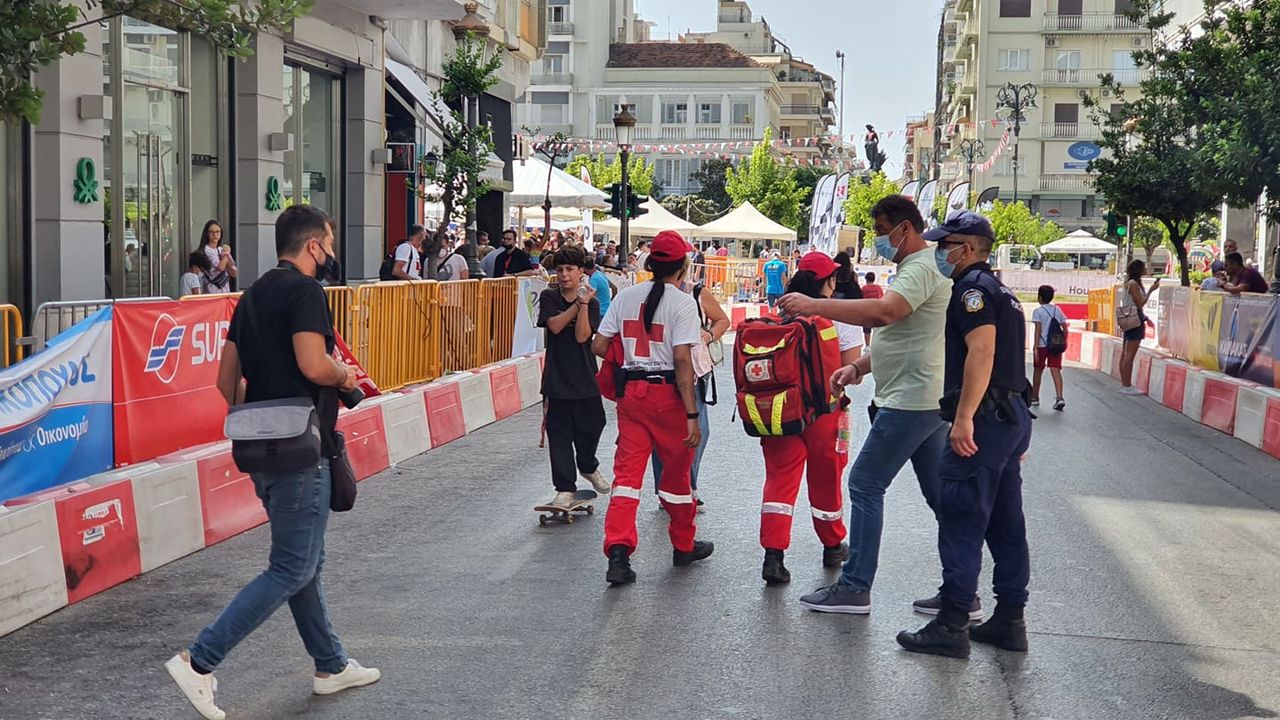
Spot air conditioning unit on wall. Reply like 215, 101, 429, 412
1133, 36, 1147, 47
1046, 36, 1060, 47
1078, 89, 1091, 100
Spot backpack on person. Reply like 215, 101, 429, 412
1045, 308, 1068, 355
378, 241, 412, 281
436, 251, 461, 281
732, 315, 844, 437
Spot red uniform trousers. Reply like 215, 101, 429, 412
759, 411, 848, 551
603, 381, 698, 555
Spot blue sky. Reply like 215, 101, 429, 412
634, 0, 944, 171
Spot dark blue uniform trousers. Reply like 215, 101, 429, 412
938, 398, 1032, 609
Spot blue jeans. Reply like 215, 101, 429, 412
189, 461, 347, 674
838, 407, 949, 591
652, 391, 709, 491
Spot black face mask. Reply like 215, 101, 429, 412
313, 249, 341, 283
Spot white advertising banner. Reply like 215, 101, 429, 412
512, 277, 550, 357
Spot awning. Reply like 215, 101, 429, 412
385, 58, 439, 115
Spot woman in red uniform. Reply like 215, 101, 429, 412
592, 231, 714, 585
759, 252, 864, 584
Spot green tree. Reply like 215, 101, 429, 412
660, 194, 721, 225
983, 200, 1065, 248
841, 172, 901, 232
691, 157, 733, 209
724, 128, 809, 229
1130, 216, 1170, 264
1, 0, 310, 124
564, 152, 655, 197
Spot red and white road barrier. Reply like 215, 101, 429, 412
0, 352, 545, 639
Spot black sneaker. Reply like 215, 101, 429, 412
798, 583, 871, 614
912, 593, 983, 621
672, 540, 714, 566
822, 542, 849, 568
762, 549, 790, 585
969, 605, 1029, 652
1053, 398, 1066, 411
896, 617, 971, 659
605, 545, 636, 586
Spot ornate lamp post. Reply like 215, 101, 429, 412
613, 99, 637, 261
996, 81, 1038, 204
956, 137, 986, 199
451, 2, 490, 254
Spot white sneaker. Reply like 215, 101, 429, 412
314, 659, 382, 696
165, 653, 226, 720
1119, 386, 1144, 396
551, 491, 577, 508
580, 470, 612, 494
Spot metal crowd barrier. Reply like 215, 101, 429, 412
351, 282, 440, 392
480, 277, 518, 365
24, 297, 168, 354
325, 286, 354, 345
440, 280, 485, 373
1088, 286, 1117, 335
0, 304, 26, 368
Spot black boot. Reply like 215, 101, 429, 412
969, 602, 1028, 652
605, 544, 636, 586
896, 601, 972, 659
762, 549, 790, 585
672, 540, 715, 566
822, 542, 849, 568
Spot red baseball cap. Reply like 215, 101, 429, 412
650, 231, 692, 262
798, 252, 839, 280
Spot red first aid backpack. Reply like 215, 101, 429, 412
733, 316, 845, 437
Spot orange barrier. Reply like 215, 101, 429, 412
480, 277, 518, 365
0, 304, 25, 368
439, 280, 485, 373
1088, 287, 1117, 336
325, 286, 354, 343
351, 282, 441, 391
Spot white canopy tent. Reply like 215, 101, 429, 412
595, 198, 700, 237
1041, 230, 1119, 255
690, 201, 798, 243
509, 157, 608, 210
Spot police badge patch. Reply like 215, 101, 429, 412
963, 289, 985, 313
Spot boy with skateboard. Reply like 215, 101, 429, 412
537, 245, 612, 510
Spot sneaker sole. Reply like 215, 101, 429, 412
164, 656, 226, 720
313, 673, 381, 696
896, 640, 971, 659
799, 600, 871, 615
912, 605, 985, 621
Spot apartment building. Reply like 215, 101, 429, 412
903, 113, 936, 183
936, 0, 1151, 230
516, 0, 837, 197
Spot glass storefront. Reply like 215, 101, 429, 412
282, 63, 342, 243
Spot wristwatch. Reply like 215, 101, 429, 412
686, 412, 700, 419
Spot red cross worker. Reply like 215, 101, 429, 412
759, 252, 864, 585
592, 231, 715, 585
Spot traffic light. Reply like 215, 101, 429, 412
627, 191, 649, 219
605, 183, 623, 219
1103, 212, 1127, 240
1116, 218, 1128, 239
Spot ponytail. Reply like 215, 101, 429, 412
786, 269, 828, 299
643, 255, 688, 332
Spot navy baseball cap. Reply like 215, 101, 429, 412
923, 210, 996, 243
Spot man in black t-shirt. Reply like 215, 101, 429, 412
537, 244, 612, 508
166, 206, 380, 719
493, 228, 537, 278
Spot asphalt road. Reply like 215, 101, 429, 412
1, 365, 1279, 720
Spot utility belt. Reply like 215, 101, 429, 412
615, 369, 677, 399
940, 386, 1027, 424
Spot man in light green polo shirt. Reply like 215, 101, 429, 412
777, 194, 961, 619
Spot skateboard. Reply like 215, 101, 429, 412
534, 489, 598, 526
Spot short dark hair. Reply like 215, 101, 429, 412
584, 255, 597, 270
276, 205, 332, 257
1225, 252, 1244, 266
865, 271, 876, 283
409, 224, 426, 237
189, 250, 211, 272
1038, 285, 1055, 304
502, 229, 518, 240
478, 230, 490, 241
553, 245, 587, 268
870, 195, 925, 233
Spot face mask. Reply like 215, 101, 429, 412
934, 244, 960, 278
873, 225, 903, 262
312, 247, 340, 282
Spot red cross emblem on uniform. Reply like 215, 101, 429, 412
745, 358, 772, 383
621, 304, 665, 358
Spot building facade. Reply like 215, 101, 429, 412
936, 0, 1151, 231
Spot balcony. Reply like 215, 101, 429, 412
1040, 67, 1148, 86
531, 72, 573, 85
1039, 174, 1095, 192
594, 124, 657, 141
1040, 122, 1103, 139
547, 21, 574, 36
1043, 12, 1144, 32
781, 104, 822, 116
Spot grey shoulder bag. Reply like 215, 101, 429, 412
225, 398, 323, 474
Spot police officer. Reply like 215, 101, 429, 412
896, 211, 1032, 659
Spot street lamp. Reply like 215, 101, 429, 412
451, 2, 490, 260
836, 50, 846, 143
996, 81, 1038, 204
613, 98, 637, 261
956, 138, 986, 202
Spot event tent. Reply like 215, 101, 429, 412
1041, 230, 1118, 255
509, 157, 608, 210
690, 201, 798, 243
595, 198, 700, 237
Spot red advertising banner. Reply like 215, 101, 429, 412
333, 332, 381, 399
112, 298, 235, 465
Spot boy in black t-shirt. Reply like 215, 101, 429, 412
537, 245, 612, 507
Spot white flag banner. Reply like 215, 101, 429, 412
809, 174, 837, 245
917, 180, 940, 227
815, 173, 852, 255
901, 179, 922, 202
945, 182, 972, 216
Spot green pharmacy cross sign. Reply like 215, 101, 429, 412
73, 158, 99, 204
265, 176, 283, 211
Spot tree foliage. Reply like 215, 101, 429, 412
660, 195, 722, 225
1130, 216, 1170, 263
841, 172, 901, 232
983, 200, 1065, 248
725, 128, 810, 229
564, 152, 655, 197
1, 0, 310, 124
691, 157, 733, 209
